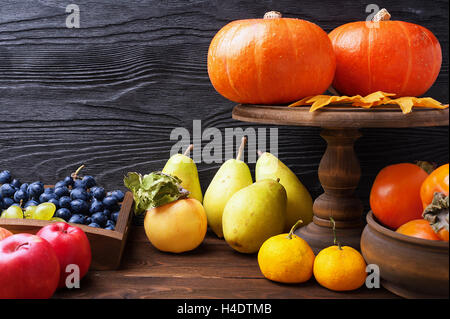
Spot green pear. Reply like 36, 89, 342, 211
162, 144, 203, 203
203, 137, 253, 238
222, 179, 287, 253
255, 152, 313, 232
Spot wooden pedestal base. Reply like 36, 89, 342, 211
296, 128, 364, 253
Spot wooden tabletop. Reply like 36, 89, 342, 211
54, 226, 399, 299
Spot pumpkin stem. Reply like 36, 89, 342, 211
183, 144, 194, 157
372, 8, 391, 22
236, 136, 247, 161
264, 11, 282, 19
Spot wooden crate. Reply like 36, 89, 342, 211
0, 191, 134, 270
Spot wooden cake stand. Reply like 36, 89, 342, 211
232, 104, 449, 252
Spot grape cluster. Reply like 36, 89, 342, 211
0, 169, 123, 230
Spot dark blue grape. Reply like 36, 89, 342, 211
92, 187, 106, 200
70, 199, 88, 214
55, 208, 72, 221
54, 181, 66, 189
28, 182, 44, 199
44, 187, 54, 194
3, 197, 14, 208
111, 211, 119, 222
91, 212, 107, 227
54, 186, 70, 198
88, 222, 101, 228
82, 176, 96, 189
103, 196, 118, 209
70, 188, 89, 201
73, 179, 86, 189
48, 198, 60, 209
10, 179, 21, 189
24, 200, 39, 208
13, 189, 29, 203
110, 190, 125, 202
20, 183, 29, 192
0, 171, 12, 184
59, 196, 71, 209
89, 199, 104, 215
39, 192, 57, 203
64, 176, 74, 187
68, 214, 85, 224
105, 219, 115, 228
0, 184, 16, 198
85, 217, 93, 225
102, 209, 111, 219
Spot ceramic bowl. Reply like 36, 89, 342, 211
361, 211, 449, 298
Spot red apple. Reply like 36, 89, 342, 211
0, 233, 60, 299
37, 222, 91, 288
0, 227, 13, 240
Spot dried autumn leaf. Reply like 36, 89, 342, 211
413, 97, 449, 109
288, 95, 316, 107
287, 91, 448, 113
389, 97, 415, 114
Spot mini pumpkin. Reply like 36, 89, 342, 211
329, 9, 442, 97
207, 11, 336, 105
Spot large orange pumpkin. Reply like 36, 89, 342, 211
207, 11, 336, 105
329, 9, 442, 97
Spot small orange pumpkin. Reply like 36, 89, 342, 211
329, 9, 442, 97
207, 11, 336, 105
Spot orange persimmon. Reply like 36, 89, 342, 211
420, 164, 449, 209
396, 219, 440, 241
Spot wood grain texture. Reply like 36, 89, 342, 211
53, 226, 399, 299
0, 0, 448, 228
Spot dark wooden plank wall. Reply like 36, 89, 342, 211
0, 0, 448, 221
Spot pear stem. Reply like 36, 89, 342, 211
287, 220, 303, 239
330, 216, 342, 250
236, 136, 247, 161
183, 144, 194, 157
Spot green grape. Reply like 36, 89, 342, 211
32, 203, 56, 220
24, 206, 37, 219
51, 217, 66, 222
1, 206, 24, 219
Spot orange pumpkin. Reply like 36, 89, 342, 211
207, 11, 336, 105
329, 9, 442, 97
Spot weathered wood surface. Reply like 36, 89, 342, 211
53, 226, 399, 299
0, 0, 448, 221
